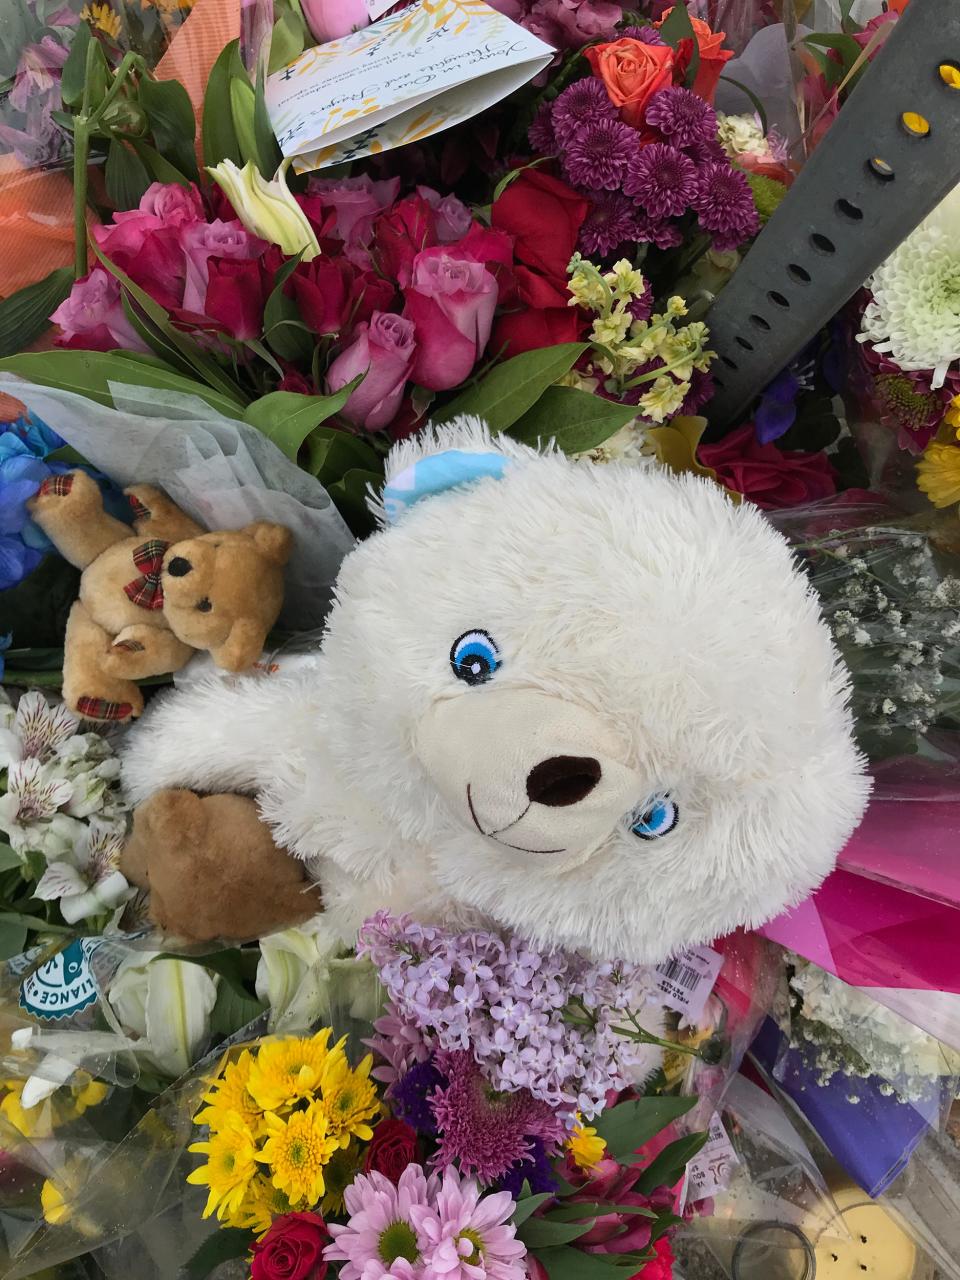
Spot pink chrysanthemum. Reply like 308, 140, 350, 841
550, 77, 618, 145
579, 192, 641, 257
429, 1051, 566, 1182
563, 116, 638, 190
624, 142, 698, 219
324, 1165, 439, 1280
411, 1167, 527, 1280
693, 161, 760, 250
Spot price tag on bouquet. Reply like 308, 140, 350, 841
654, 944, 724, 1022
683, 1112, 739, 1204
265, 0, 554, 172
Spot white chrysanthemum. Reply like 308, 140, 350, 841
716, 111, 768, 159
859, 184, 960, 387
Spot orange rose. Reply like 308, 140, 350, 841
657, 9, 734, 105
584, 39, 675, 129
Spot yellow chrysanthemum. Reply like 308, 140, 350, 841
233, 1173, 293, 1236
80, 1, 122, 37
321, 1142, 361, 1215
566, 1116, 606, 1172
321, 1052, 379, 1147
259, 1100, 337, 1207
187, 1110, 259, 1221
68, 1074, 110, 1117
196, 1050, 262, 1133
0, 1081, 53, 1139
917, 441, 960, 508
247, 1031, 334, 1113
41, 1178, 72, 1226
945, 395, 960, 437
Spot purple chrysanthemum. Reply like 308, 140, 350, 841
528, 101, 557, 154
429, 1051, 566, 1183
579, 192, 642, 256
644, 86, 717, 149
496, 1139, 559, 1199
693, 161, 760, 250
624, 142, 698, 219
563, 116, 639, 190
631, 211, 685, 250
683, 135, 728, 166
391, 1057, 447, 1136
680, 367, 716, 415
550, 77, 618, 145
620, 23, 666, 43
630, 289, 654, 323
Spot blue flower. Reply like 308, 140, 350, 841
755, 352, 816, 445
0, 537, 43, 591
0, 632, 10, 679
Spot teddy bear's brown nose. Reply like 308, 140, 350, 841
166, 556, 193, 577
526, 755, 602, 807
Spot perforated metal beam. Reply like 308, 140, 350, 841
703, 0, 960, 429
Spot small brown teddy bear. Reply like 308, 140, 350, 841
28, 470, 292, 723
122, 791, 320, 942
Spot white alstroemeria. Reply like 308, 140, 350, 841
109, 954, 218, 1079
63, 756, 123, 820
0, 758, 74, 846
0, 691, 79, 770
208, 158, 321, 260
15, 811, 87, 860
35, 820, 130, 924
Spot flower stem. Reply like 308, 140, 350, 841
73, 119, 90, 279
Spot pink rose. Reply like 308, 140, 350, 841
402, 248, 498, 391
417, 186, 473, 243
301, 0, 369, 44
325, 311, 416, 431
180, 219, 265, 314
308, 175, 400, 247
51, 267, 150, 353
136, 181, 205, 228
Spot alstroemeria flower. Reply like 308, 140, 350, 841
35, 820, 129, 924
0, 690, 78, 769
0, 758, 73, 835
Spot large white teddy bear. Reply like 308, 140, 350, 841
122, 418, 869, 962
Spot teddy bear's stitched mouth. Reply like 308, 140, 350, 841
465, 784, 566, 855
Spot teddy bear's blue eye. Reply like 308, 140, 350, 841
451, 630, 501, 686
631, 795, 679, 840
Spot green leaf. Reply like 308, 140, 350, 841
309, 429, 381, 486
119, 290, 203, 382
129, 138, 193, 189
0, 919, 28, 961
231, 76, 260, 167
592, 1096, 697, 1162
210, 980, 266, 1038
158, 948, 252, 999
0, 845, 23, 874
268, 6, 308, 74
0, 350, 244, 420
60, 22, 92, 108
433, 343, 588, 431
328, 467, 381, 537
509, 385, 638, 454
243, 383, 361, 461
518, 1217, 595, 1248
545, 1202, 655, 1223
254, 60, 283, 177
138, 75, 199, 181
532, 1247, 639, 1279
105, 139, 151, 211
511, 1193, 554, 1226
658, 3, 699, 90
718, 75, 767, 134
634, 1132, 708, 1193
263, 285, 313, 364
95, 248, 248, 406
202, 40, 246, 169
184, 1227, 253, 1280
0, 267, 73, 358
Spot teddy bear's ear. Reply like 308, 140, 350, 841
244, 522, 294, 565
374, 414, 546, 526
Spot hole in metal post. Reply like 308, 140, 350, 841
735, 336, 754, 351
750, 314, 771, 330
721, 355, 738, 370
788, 264, 811, 284
768, 290, 790, 308
836, 198, 863, 221
811, 233, 835, 254
939, 61, 960, 89
901, 110, 930, 137
868, 156, 895, 180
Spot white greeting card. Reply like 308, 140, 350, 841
265, 0, 554, 172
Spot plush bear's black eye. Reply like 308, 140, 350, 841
195, 598, 213, 612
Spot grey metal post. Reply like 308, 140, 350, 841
702, 0, 960, 430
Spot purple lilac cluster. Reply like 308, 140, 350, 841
358, 912, 657, 1122
532, 82, 759, 257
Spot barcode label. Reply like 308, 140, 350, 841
684, 1113, 739, 1205
654, 944, 723, 1019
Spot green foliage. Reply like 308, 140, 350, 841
243, 381, 363, 461
509, 386, 638, 454
138, 75, 199, 181
202, 41, 247, 169
592, 1095, 697, 1161
434, 344, 589, 431
105, 139, 151, 210
184, 1227, 254, 1280
0, 267, 74, 358
658, 3, 700, 90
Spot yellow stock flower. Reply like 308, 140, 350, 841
0, 1081, 53, 1140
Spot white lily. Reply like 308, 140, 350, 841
35, 820, 130, 924
208, 158, 321, 261
109, 953, 218, 1079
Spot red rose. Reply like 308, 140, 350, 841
657, 10, 733, 105
362, 1117, 417, 1184
491, 305, 583, 358
698, 425, 838, 510
634, 1235, 675, 1280
351, 270, 399, 331
374, 194, 438, 287
203, 255, 270, 341
250, 1211, 330, 1280
491, 170, 588, 285
289, 257, 356, 335
402, 246, 499, 390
